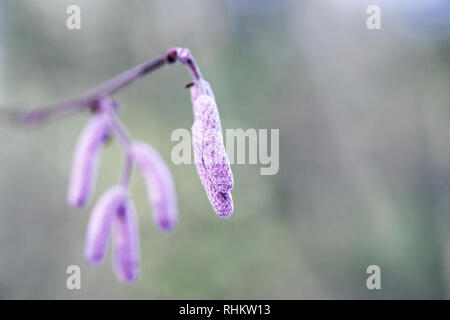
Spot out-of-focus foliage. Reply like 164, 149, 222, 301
0, 0, 449, 299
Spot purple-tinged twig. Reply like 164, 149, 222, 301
0, 47, 203, 125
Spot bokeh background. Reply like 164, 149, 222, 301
0, 0, 449, 299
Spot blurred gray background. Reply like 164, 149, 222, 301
0, 0, 449, 299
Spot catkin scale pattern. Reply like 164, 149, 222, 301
190, 81, 234, 218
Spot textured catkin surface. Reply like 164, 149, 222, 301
129, 142, 178, 232
67, 112, 110, 208
113, 199, 140, 283
190, 82, 234, 218
85, 185, 127, 265
193, 95, 233, 193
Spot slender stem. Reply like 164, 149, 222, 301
107, 111, 133, 188
176, 48, 203, 81
94, 97, 134, 186
96, 97, 132, 148
110, 115, 135, 188
175, 47, 205, 95
109, 115, 132, 148
91, 55, 167, 98
0, 47, 204, 125
2, 95, 92, 125
120, 155, 133, 188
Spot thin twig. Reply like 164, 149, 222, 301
0, 47, 204, 126
120, 154, 133, 188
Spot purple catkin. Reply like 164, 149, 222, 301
193, 95, 234, 192
84, 185, 127, 265
129, 142, 178, 232
192, 121, 234, 217
67, 112, 110, 208
190, 81, 234, 218
113, 198, 140, 283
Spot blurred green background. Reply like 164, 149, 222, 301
0, 0, 449, 299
